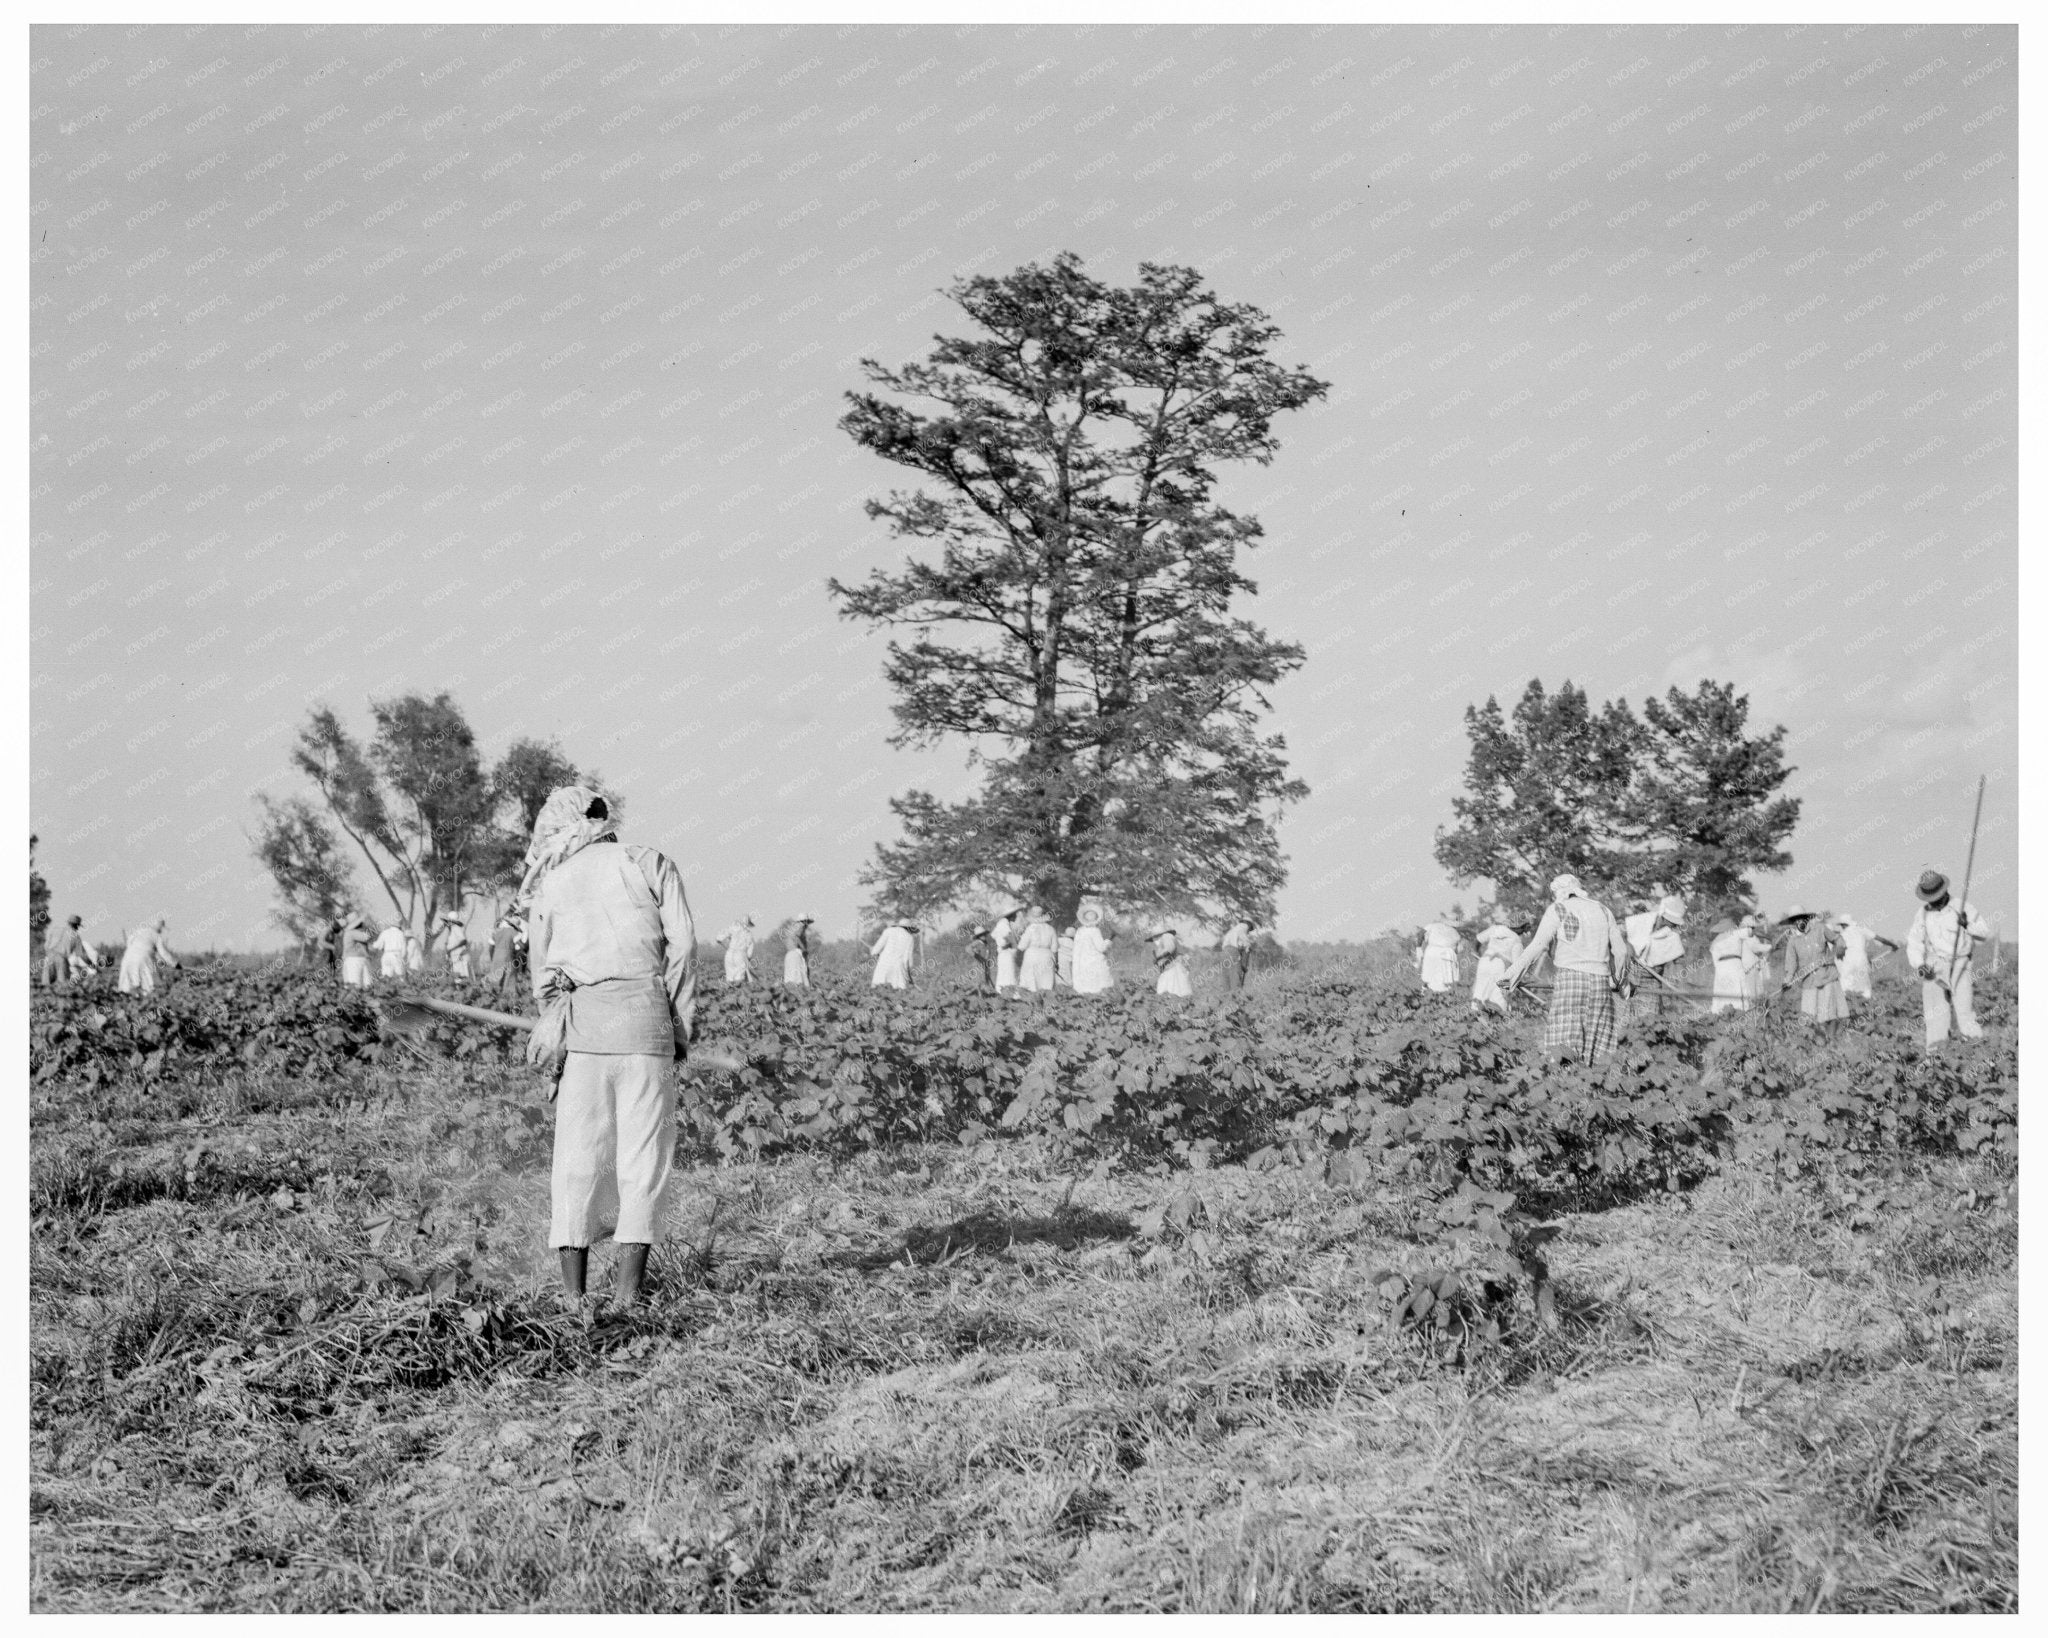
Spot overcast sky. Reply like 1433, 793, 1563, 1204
30, 22, 2017, 948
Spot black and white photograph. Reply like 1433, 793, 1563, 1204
27, 12, 2021, 1613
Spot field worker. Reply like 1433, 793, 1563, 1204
1834, 913, 1897, 1006
374, 919, 410, 982
1150, 928, 1193, 997
1471, 910, 1523, 1013
1219, 918, 1254, 992
337, 913, 373, 989
1057, 925, 1077, 987
965, 923, 995, 989
1017, 907, 1058, 993
521, 785, 696, 1312
1503, 875, 1633, 1063
441, 908, 472, 982
1625, 895, 1688, 1022
1708, 914, 1767, 1013
404, 927, 425, 974
117, 917, 180, 994
721, 916, 756, 986
41, 914, 86, 987
1905, 869, 1991, 1050
1740, 912, 1773, 1004
1415, 918, 1462, 993
992, 906, 1021, 992
869, 919, 917, 989
318, 919, 340, 974
484, 913, 521, 999
1776, 907, 1846, 1033
1072, 906, 1115, 995
783, 916, 813, 986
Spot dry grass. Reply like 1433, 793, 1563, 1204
29, 1058, 2015, 1612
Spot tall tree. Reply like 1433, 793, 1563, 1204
832, 253, 1326, 928
1434, 677, 1798, 919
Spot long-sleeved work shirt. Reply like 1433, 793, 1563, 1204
1905, 900, 1988, 973
1625, 911, 1685, 968
1506, 894, 1631, 983
528, 839, 696, 1055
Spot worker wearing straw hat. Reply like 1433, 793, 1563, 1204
1471, 908, 1523, 1013
783, 916, 814, 986
1503, 875, 1633, 1063
1777, 907, 1847, 1032
1072, 905, 1115, 995
869, 918, 917, 989
1905, 869, 1990, 1050
521, 785, 696, 1311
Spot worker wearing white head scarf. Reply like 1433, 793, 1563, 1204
1017, 908, 1058, 992
1072, 906, 1115, 995
992, 909, 1021, 992
523, 785, 695, 1311
721, 917, 757, 985
118, 917, 178, 994
1503, 875, 1632, 1062
1471, 910, 1522, 1013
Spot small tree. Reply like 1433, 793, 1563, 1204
1434, 676, 1799, 919
250, 797, 358, 944
833, 253, 1326, 928
255, 696, 602, 936
29, 833, 50, 962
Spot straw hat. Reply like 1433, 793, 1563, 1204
1658, 895, 1686, 923
1777, 905, 1815, 926
1915, 869, 1948, 903
1079, 905, 1103, 926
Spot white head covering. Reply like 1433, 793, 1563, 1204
1658, 895, 1686, 924
1549, 874, 1585, 902
512, 785, 617, 915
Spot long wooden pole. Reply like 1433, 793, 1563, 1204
1942, 774, 1987, 995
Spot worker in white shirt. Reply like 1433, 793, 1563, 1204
1834, 914, 1898, 1007
1072, 906, 1115, 994
721, 917, 756, 985
1623, 895, 1688, 1024
1219, 918, 1255, 992
1414, 919, 1462, 993
374, 920, 410, 982
1707, 914, 1770, 1013
1503, 875, 1634, 1063
992, 906, 1022, 993
1470, 910, 1523, 1013
869, 919, 917, 989
1905, 869, 1991, 1050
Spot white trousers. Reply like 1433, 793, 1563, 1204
551, 1052, 676, 1248
341, 954, 372, 989
1921, 967, 1983, 1048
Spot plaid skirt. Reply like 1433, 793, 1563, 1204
1544, 967, 1620, 1062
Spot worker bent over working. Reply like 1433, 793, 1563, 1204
519, 785, 696, 1311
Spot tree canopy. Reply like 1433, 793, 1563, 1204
1434, 677, 1800, 921
832, 253, 1327, 929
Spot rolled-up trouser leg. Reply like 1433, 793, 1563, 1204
1950, 965, 1983, 1038
1920, 979, 1952, 1048
550, 1052, 674, 1248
